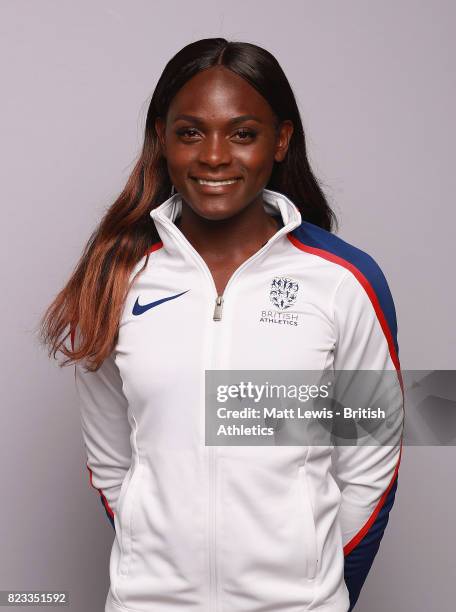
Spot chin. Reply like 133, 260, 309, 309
183, 194, 244, 221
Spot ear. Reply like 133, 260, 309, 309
155, 117, 167, 158
274, 120, 294, 163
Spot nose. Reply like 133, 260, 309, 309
197, 132, 232, 167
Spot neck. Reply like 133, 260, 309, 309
175, 195, 281, 264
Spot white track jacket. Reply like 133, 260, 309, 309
73, 188, 403, 612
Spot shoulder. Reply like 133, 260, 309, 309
289, 221, 386, 287
289, 220, 398, 352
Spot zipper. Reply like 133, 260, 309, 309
208, 437, 217, 610
213, 295, 224, 321
208, 298, 224, 611
117, 413, 141, 578
154, 208, 300, 612
117, 463, 142, 577
297, 464, 319, 580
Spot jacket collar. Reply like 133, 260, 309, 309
149, 188, 302, 256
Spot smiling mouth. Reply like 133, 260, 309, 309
191, 177, 242, 186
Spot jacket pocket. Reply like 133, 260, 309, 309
297, 464, 319, 580
115, 462, 143, 577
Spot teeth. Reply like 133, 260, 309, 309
196, 178, 239, 186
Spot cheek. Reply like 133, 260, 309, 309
242, 149, 275, 182
166, 146, 195, 173
239, 138, 276, 169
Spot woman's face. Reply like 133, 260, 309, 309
155, 66, 293, 221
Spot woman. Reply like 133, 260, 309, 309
40, 38, 403, 612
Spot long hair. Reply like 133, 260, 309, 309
38, 37, 337, 372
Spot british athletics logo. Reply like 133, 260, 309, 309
259, 277, 300, 326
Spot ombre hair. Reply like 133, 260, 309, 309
38, 37, 337, 371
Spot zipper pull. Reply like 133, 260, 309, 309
213, 295, 224, 321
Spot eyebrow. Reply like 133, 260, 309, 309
172, 114, 263, 125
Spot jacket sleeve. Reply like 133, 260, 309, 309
331, 267, 404, 611
72, 331, 132, 531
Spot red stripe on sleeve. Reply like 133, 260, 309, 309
343, 442, 403, 556
287, 233, 404, 557
86, 464, 115, 520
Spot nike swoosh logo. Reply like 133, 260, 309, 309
132, 290, 190, 316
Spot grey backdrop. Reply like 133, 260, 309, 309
1, 1, 454, 610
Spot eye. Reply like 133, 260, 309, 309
234, 129, 257, 141
175, 127, 258, 142
176, 127, 200, 139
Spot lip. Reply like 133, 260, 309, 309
191, 176, 242, 181
190, 176, 243, 193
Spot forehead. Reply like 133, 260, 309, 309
167, 66, 275, 123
